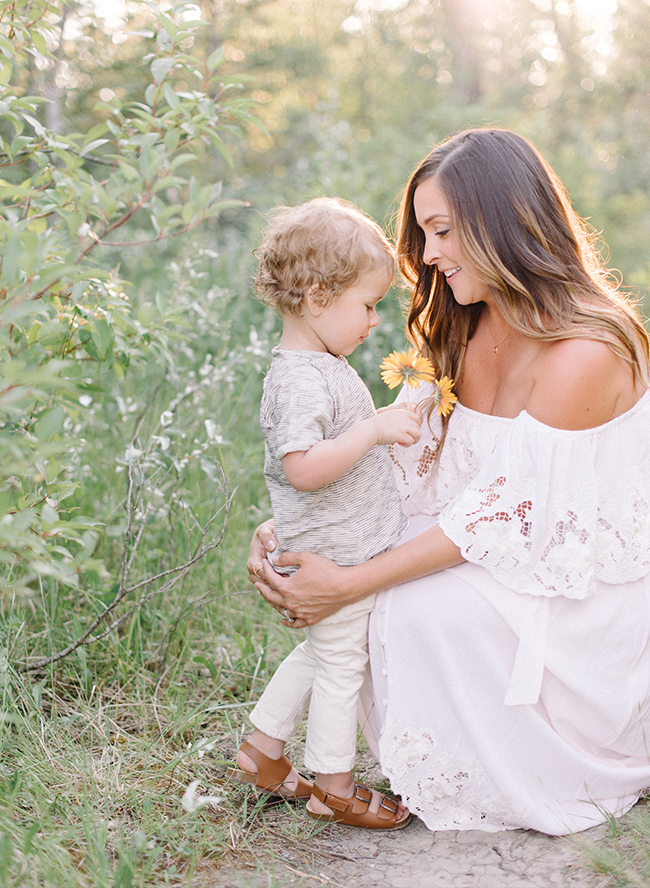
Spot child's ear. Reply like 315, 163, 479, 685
305, 284, 325, 317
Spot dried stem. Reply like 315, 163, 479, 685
16, 435, 231, 673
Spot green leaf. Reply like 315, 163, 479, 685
163, 83, 180, 109
164, 127, 181, 154
0, 60, 13, 86
79, 139, 109, 158
90, 316, 112, 359
9, 510, 35, 532
0, 236, 21, 286
159, 16, 178, 42
40, 502, 58, 529
0, 491, 12, 518
181, 200, 197, 224
34, 407, 65, 443
26, 216, 47, 233
151, 57, 175, 85
170, 153, 198, 171
151, 175, 186, 194
205, 130, 234, 168
205, 198, 249, 217
207, 47, 224, 72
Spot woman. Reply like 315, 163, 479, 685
248, 128, 650, 835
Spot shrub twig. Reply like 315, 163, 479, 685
16, 435, 232, 673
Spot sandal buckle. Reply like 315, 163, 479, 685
380, 796, 399, 815
353, 784, 372, 805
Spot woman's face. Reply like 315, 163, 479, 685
413, 176, 492, 307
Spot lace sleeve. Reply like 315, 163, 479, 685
387, 382, 444, 518
438, 405, 650, 599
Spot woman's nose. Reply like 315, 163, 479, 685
423, 236, 440, 266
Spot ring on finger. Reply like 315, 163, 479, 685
283, 607, 296, 624
253, 561, 263, 578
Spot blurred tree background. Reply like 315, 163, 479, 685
35, 0, 650, 294
54, 0, 650, 382
1, 1, 650, 884
34, 0, 650, 392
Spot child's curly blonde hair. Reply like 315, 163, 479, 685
254, 197, 395, 315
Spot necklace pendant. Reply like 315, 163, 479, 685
492, 345, 499, 354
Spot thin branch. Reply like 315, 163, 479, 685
16, 448, 235, 672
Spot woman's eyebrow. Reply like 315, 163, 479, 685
420, 213, 450, 226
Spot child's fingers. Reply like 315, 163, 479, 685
273, 549, 303, 568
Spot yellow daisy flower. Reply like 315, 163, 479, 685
380, 348, 457, 416
380, 348, 436, 389
431, 375, 458, 417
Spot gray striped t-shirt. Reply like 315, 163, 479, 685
261, 348, 407, 566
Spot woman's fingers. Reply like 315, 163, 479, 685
281, 617, 307, 629
246, 520, 277, 582
251, 549, 348, 627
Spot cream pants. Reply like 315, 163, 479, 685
250, 595, 376, 774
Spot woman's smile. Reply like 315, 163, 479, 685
413, 176, 491, 306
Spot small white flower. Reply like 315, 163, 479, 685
204, 419, 217, 439
188, 738, 218, 758
124, 445, 142, 463
181, 780, 223, 813
160, 411, 174, 428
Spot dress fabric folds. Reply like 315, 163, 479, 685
363, 385, 650, 834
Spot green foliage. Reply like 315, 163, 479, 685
0, 1, 649, 884
0, 0, 256, 603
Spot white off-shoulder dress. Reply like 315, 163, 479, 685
362, 383, 650, 835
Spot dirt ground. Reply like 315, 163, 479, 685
210, 741, 615, 887
215, 815, 610, 888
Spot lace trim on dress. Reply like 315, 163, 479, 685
380, 725, 527, 831
388, 437, 441, 517
390, 384, 650, 598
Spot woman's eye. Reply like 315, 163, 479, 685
435, 229, 450, 238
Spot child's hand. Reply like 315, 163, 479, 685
372, 404, 422, 447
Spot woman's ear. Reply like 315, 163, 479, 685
305, 284, 325, 317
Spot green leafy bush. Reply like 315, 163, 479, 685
0, 0, 256, 643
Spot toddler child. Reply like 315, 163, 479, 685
233, 198, 421, 829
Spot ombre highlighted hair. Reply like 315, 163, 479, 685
397, 128, 649, 430
254, 197, 394, 315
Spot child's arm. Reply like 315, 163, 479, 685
281, 407, 422, 492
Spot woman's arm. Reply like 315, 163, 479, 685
252, 523, 464, 628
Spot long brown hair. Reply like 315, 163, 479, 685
397, 128, 649, 431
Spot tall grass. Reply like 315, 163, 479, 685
1, 216, 647, 887
0, 219, 409, 886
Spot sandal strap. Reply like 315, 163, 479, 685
240, 740, 291, 791
312, 782, 400, 822
311, 782, 361, 814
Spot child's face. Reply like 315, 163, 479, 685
308, 266, 392, 356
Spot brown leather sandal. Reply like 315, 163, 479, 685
226, 740, 313, 800
306, 782, 411, 829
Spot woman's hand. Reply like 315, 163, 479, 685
247, 519, 277, 584
249, 540, 359, 629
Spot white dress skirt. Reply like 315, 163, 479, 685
360, 385, 650, 835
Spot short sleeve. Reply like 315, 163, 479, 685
261, 362, 334, 460
438, 407, 650, 600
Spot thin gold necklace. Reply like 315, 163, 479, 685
490, 326, 514, 354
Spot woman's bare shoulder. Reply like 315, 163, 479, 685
526, 338, 640, 430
